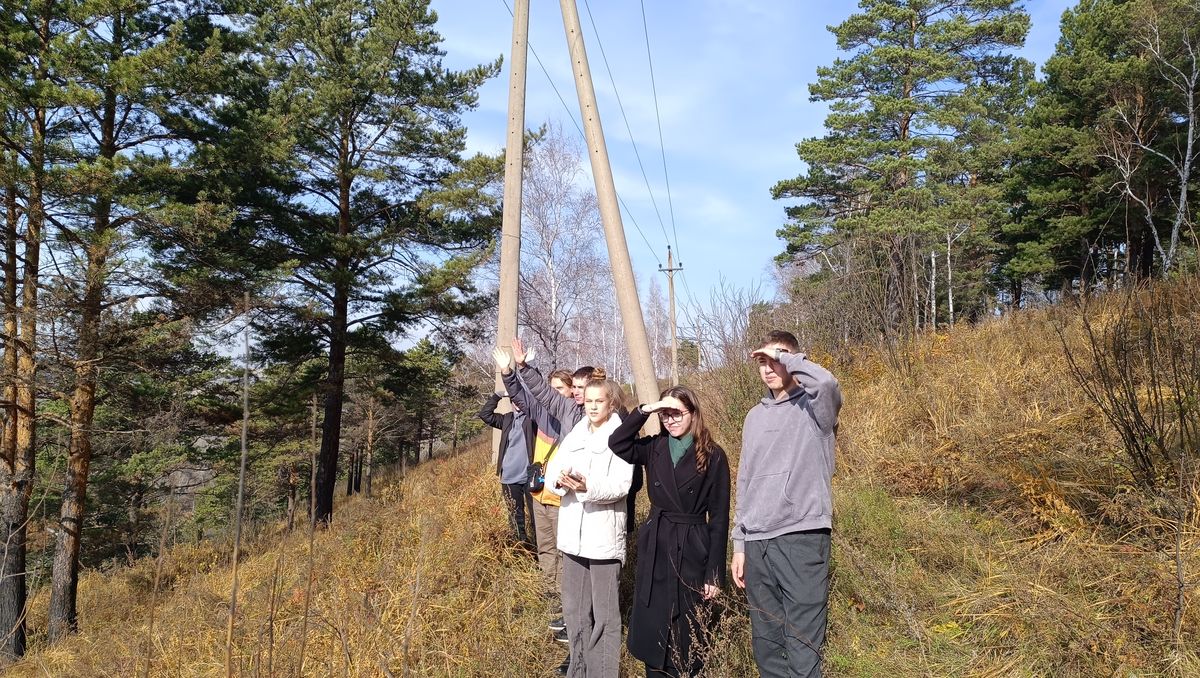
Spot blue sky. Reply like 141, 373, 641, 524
429, 0, 1076, 325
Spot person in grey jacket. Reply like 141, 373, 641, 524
477, 391, 537, 546
730, 330, 842, 678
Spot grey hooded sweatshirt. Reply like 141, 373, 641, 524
732, 351, 842, 553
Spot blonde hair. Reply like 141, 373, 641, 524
584, 368, 625, 413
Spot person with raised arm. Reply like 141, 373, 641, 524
493, 348, 575, 672
608, 386, 730, 677
510, 337, 592, 429
476, 389, 536, 547
730, 331, 843, 678
510, 337, 644, 539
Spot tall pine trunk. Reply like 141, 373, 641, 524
314, 282, 348, 524
0, 68, 47, 658
49, 31, 119, 636
313, 141, 354, 524
0, 153, 23, 662
2, 159, 41, 662
48, 240, 105, 639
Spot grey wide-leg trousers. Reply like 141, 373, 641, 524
562, 552, 621, 678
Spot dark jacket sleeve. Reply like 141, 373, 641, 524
522, 415, 537, 462
608, 406, 654, 466
519, 364, 579, 428
706, 446, 732, 588
503, 369, 561, 438
477, 393, 504, 430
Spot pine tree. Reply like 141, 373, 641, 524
252, 0, 501, 524
0, 0, 77, 656
773, 0, 1031, 333
40, 0, 252, 640
1001, 0, 1142, 299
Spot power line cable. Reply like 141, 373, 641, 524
497, 0, 662, 269
676, 269, 700, 330
640, 0, 680, 264
580, 0, 672, 251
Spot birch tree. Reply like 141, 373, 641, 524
518, 122, 605, 368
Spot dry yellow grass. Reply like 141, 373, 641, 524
7, 291, 1199, 676
10, 450, 561, 677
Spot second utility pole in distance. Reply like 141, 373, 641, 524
660, 246, 682, 386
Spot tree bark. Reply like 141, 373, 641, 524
314, 281, 347, 525
0, 47, 48, 656
2, 151, 19, 482
49, 16, 120, 635
363, 400, 374, 498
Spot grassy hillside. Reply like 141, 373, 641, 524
9, 296, 1199, 676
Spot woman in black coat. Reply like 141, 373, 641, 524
608, 386, 731, 677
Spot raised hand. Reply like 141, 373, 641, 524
642, 396, 686, 413
749, 347, 785, 365
511, 337, 535, 366
510, 337, 526, 365
492, 346, 514, 374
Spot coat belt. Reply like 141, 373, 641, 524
641, 506, 706, 606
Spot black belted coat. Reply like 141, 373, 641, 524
608, 407, 731, 670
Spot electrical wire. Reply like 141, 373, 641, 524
640, 0, 680, 264
498, 0, 663, 270
580, 0, 672, 251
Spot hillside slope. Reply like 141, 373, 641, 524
10, 300, 1199, 676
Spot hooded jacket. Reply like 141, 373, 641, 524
732, 352, 842, 553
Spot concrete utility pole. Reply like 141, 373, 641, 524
558, 0, 660, 424
494, 0, 530, 455
659, 246, 682, 386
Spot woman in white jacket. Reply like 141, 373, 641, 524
545, 368, 633, 678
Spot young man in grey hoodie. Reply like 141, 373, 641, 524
731, 330, 842, 678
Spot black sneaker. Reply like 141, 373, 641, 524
553, 654, 570, 676
548, 616, 566, 632
553, 628, 568, 644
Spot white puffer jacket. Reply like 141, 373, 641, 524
546, 413, 633, 563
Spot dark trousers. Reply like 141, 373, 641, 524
744, 529, 831, 678
501, 482, 535, 543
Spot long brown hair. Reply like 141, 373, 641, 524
660, 385, 715, 473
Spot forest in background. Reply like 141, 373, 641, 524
0, 0, 1197, 669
